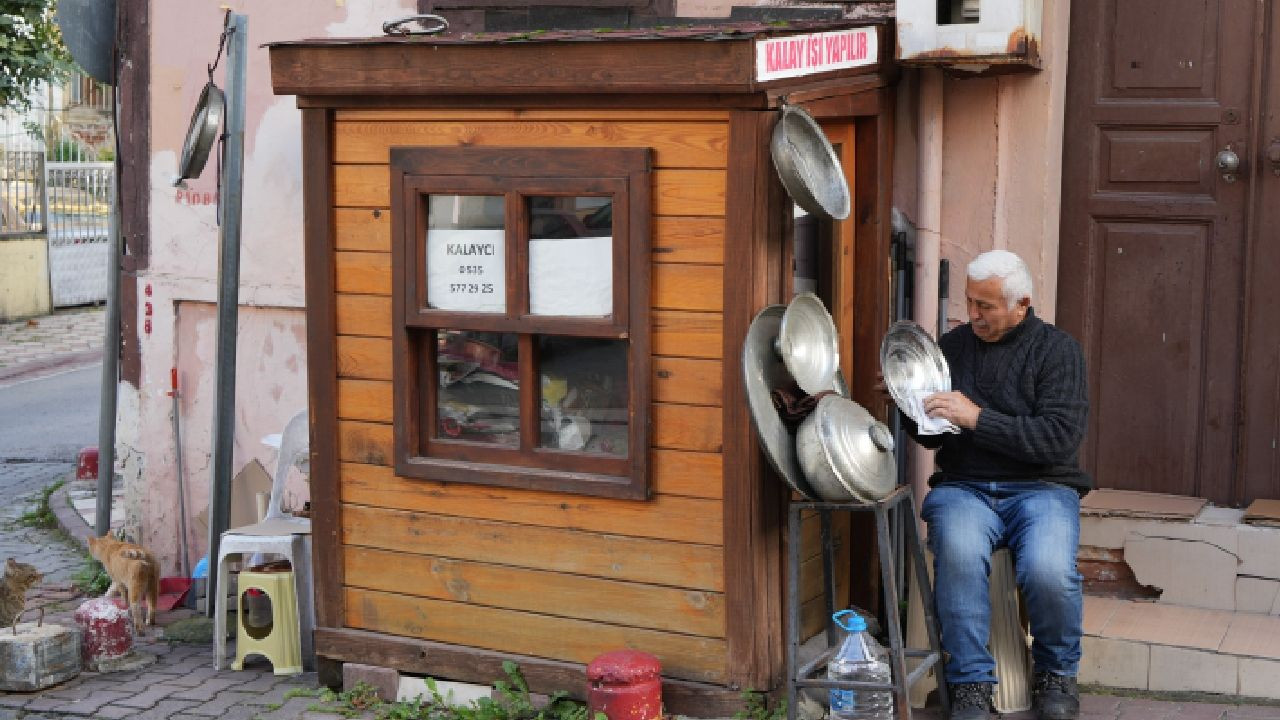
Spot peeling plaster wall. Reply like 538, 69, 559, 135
895, 0, 1071, 330
118, 0, 417, 574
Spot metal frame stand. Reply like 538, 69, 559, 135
786, 485, 949, 720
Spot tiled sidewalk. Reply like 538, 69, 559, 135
0, 306, 104, 379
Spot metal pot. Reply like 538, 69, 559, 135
770, 104, 851, 220
175, 81, 225, 185
796, 395, 896, 502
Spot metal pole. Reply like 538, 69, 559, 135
205, 11, 248, 615
95, 158, 119, 537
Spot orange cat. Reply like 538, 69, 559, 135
86, 534, 159, 632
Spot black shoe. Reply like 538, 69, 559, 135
947, 682, 995, 720
1032, 672, 1079, 720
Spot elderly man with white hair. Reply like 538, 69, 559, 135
902, 250, 1089, 720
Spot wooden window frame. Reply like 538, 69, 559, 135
390, 146, 652, 499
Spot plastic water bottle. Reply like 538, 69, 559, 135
827, 610, 894, 720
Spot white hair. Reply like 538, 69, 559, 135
967, 250, 1033, 309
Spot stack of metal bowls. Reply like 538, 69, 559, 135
743, 292, 897, 502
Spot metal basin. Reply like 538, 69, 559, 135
796, 395, 896, 502
770, 104, 851, 220
880, 320, 951, 428
742, 305, 818, 499
777, 292, 840, 396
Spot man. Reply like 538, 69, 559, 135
902, 250, 1089, 720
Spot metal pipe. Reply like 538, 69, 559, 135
169, 367, 190, 578
911, 68, 945, 513
205, 11, 248, 615
95, 160, 119, 538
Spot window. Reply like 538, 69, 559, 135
391, 147, 652, 499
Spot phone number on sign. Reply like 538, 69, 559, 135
449, 283, 495, 294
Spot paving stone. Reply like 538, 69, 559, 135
1081, 695, 1123, 713
1226, 707, 1280, 720
171, 676, 250, 702
44, 691, 135, 716
1173, 704, 1234, 720
93, 704, 148, 719
180, 690, 260, 716
112, 681, 184, 708
254, 695, 325, 720
229, 670, 290, 692
241, 679, 313, 707
117, 698, 200, 720
0, 695, 28, 709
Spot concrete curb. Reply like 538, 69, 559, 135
51, 476, 94, 549
0, 348, 103, 385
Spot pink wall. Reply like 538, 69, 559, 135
116, 0, 419, 573
893, 0, 1072, 330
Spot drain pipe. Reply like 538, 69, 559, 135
911, 68, 945, 507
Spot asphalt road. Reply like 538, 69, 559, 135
0, 362, 101, 462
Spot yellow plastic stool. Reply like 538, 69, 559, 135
232, 570, 302, 675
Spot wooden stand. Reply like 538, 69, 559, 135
786, 486, 948, 720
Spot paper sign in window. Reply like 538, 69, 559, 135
527, 196, 613, 317
425, 195, 506, 312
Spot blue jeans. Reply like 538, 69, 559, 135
920, 481, 1083, 685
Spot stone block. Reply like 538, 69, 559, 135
399, 676, 490, 705
0, 622, 81, 691
1238, 526, 1280, 580
1125, 534, 1238, 610
1149, 645, 1237, 694
1236, 577, 1280, 615
342, 662, 399, 703
1080, 516, 1133, 550
1239, 657, 1280, 700
1079, 636, 1149, 689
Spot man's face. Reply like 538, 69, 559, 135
966, 276, 1029, 342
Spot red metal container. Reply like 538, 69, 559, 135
587, 650, 663, 720
76, 447, 99, 481
74, 597, 133, 665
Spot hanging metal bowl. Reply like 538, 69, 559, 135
880, 320, 951, 428
777, 292, 840, 396
796, 395, 897, 502
743, 305, 817, 500
770, 104, 851, 220
175, 81, 225, 185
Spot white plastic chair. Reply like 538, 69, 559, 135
213, 410, 315, 671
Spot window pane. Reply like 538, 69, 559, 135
527, 196, 613, 317
539, 336, 627, 456
437, 330, 519, 446
426, 195, 506, 312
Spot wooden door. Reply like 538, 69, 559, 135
1240, 7, 1280, 503
1058, 0, 1264, 505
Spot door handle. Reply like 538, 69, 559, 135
1216, 148, 1241, 183
1268, 140, 1280, 177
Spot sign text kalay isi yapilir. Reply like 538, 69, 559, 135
755, 27, 878, 82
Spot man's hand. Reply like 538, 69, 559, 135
924, 391, 981, 430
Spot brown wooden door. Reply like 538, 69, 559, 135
1240, 7, 1280, 503
1058, 0, 1267, 505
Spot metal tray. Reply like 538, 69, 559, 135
880, 320, 951, 429
743, 305, 817, 499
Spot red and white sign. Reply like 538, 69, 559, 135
755, 27, 878, 82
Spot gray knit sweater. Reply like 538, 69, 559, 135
902, 308, 1092, 493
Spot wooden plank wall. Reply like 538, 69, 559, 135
327, 108, 733, 684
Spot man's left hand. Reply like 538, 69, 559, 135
924, 391, 981, 430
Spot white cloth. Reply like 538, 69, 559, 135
905, 391, 961, 435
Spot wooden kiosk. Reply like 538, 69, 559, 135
268, 19, 897, 714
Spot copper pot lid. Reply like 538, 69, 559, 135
778, 292, 841, 396
743, 305, 817, 500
